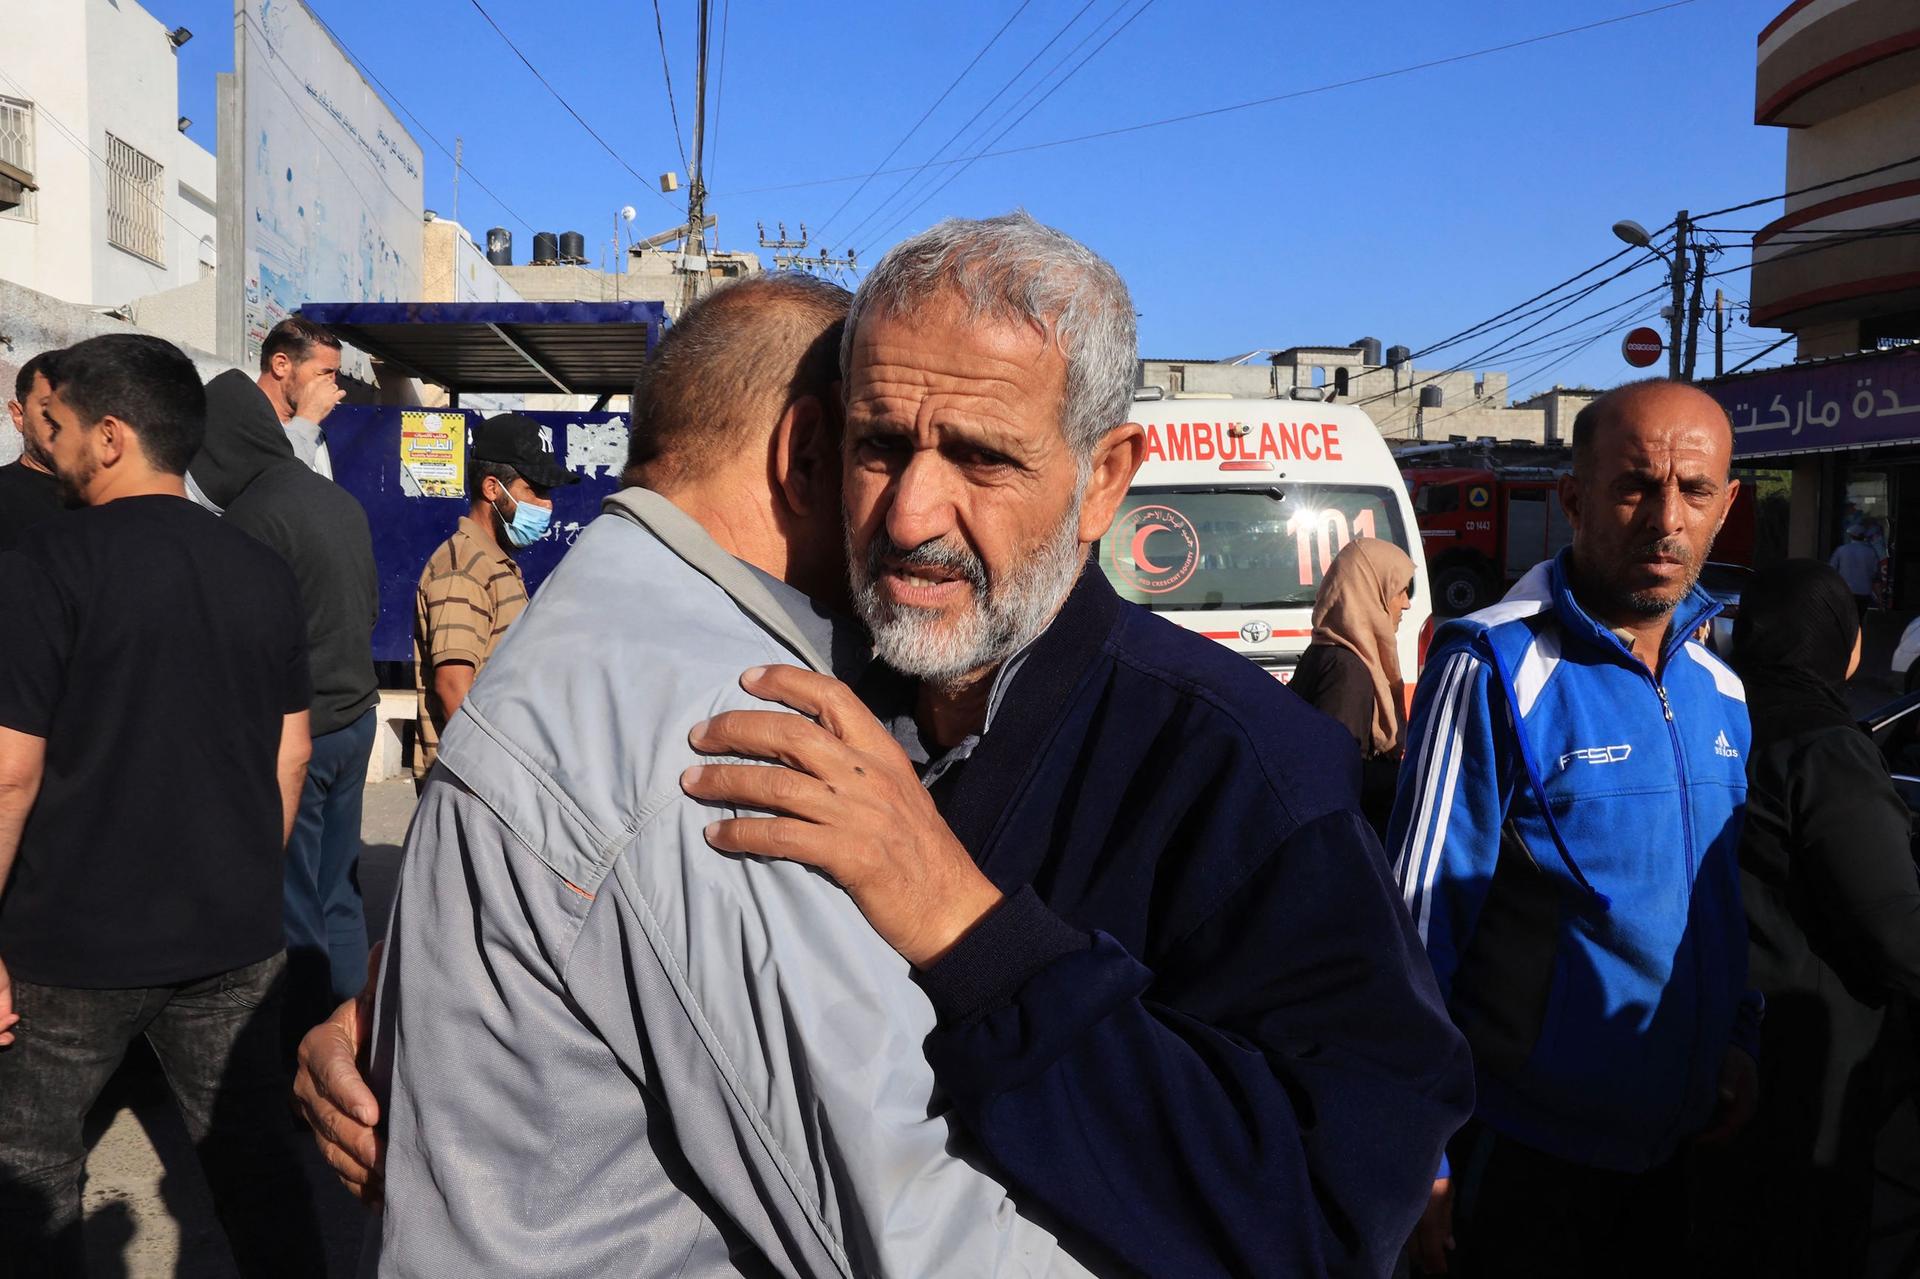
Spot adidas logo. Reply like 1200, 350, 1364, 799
1714, 730, 1739, 759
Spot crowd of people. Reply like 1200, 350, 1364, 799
0, 212, 1915, 1279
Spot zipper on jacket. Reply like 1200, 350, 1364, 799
1656, 684, 1674, 722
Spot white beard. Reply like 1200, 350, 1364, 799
847, 493, 1086, 691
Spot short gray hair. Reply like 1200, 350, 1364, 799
841, 211, 1137, 458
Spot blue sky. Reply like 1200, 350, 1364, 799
170, 0, 1791, 396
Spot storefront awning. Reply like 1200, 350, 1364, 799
295, 300, 666, 396
1702, 346, 1920, 460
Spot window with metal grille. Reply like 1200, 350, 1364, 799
0, 96, 34, 221
106, 133, 164, 264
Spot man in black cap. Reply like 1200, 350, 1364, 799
412, 414, 578, 786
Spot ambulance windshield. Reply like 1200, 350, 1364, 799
1099, 484, 1407, 611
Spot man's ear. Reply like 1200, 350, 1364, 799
1712, 476, 1741, 541
1077, 422, 1147, 543
269, 352, 291, 381
93, 414, 131, 470
1557, 471, 1583, 535
771, 393, 834, 519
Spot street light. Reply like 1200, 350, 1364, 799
1611, 214, 1689, 379
1611, 220, 1653, 250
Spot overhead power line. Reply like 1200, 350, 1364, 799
863, 0, 1161, 251
466, 0, 679, 211
649, 0, 690, 174
832, 0, 1106, 251
707, 0, 732, 189
1693, 149, 1920, 222
812, 0, 1038, 242
718, 0, 1701, 201
1411, 243, 1651, 361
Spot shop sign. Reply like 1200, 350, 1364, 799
1708, 349, 1920, 458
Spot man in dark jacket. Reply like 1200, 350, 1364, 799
682, 213, 1474, 1276
191, 370, 381, 1037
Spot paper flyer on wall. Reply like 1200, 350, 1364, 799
400, 410, 466, 498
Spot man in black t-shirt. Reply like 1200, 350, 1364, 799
0, 351, 69, 553
0, 334, 326, 1277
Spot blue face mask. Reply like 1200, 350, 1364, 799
494, 491, 552, 549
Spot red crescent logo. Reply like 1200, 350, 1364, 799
1131, 523, 1173, 573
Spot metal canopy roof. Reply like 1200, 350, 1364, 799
295, 301, 666, 396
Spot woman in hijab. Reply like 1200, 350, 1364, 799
1288, 537, 1415, 836
1694, 559, 1920, 1277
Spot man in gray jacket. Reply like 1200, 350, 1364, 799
336, 274, 1092, 1276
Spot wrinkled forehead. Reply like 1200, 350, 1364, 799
1595, 396, 1733, 475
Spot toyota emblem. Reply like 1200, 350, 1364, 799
1240, 620, 1273, 644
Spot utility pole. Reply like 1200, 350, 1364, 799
1713, 288, 1726, 378
1683, 242, 1707, 382
1668, 208, 1689, 381
678, 0, 712, 316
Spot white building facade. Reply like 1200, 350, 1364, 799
0, 0, 217, 310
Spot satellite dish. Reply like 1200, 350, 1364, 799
621, 205, 637, 223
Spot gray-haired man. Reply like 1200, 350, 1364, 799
302, 218, 1468, 1277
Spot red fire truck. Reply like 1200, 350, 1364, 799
1402, 447, 1756, 616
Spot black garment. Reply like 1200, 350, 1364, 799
0, 953, 326, 1278
193, 370, 378, 736
1290, 641, 1400, 836
0, 459, 66, 553
1446, 1121, 1688, 1279
0, 495, 310, 988
1693, 560, 1920, 1276
903, 566, 1471, 1276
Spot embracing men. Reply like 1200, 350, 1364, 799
302, 215, 1470, 1277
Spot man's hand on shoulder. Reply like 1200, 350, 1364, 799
292, 945, 384, 1205
681, 664, 1003, 969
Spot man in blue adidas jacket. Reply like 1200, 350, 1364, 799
1390, 379, 1761, 1277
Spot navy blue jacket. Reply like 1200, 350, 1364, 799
913, 566, 1474, 1277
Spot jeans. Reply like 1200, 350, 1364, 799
283, 706, 376, 1034
0, 952, 325, 1278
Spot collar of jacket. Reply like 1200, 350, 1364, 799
599, 487, 832, 674
1546, 546, 1720, 671
929, 554, 1124, 868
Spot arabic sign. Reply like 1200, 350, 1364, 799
399, 411, 466, 498
1708, 350, 1920, 459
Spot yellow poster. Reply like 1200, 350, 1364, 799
400, 410, 466, 499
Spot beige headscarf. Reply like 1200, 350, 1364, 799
1310, 537, 1416, 756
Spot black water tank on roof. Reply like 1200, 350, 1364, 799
1420, 385, 1444, 409
1355, 336, 1383, 366
532, 231, 559, 264
485, 227, 512, 266
559, 230, 586, 263
1387, 344, 1411, 367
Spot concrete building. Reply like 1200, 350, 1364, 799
1750, 0, 1920, 355
1698, 0, 1920, 599
420, 218, 524, 305
1137, 348, 1592, 445
0, 0, 217, 314
492, 234, 760, 320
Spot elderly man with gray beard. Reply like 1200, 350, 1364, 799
303, 219, 1469, 1279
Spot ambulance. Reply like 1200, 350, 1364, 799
1097, 393, 1431, 683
